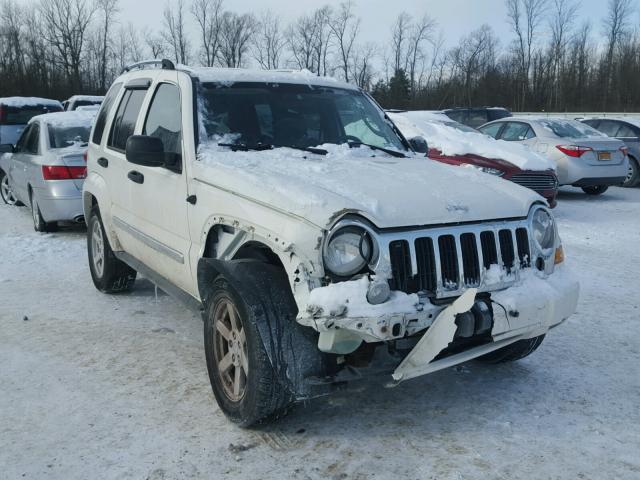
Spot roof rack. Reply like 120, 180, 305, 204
122, 59, 175, 74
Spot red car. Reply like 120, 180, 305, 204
389, 111, 559, 208
427, 148, 559, 207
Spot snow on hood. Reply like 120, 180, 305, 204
31, 110, 96, 128
195, 142, 540, 229
0, 96, 62, 108
389, 111, 556, 171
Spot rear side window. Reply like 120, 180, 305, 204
24, 123, 40, 154
616, 123, 638, 138
479, 122, 503, 139
596, 120, 622, 137
92, 82, 122, 145
500, 122, 533, 141
108, 89, 147, 152
143, 83, 182, 156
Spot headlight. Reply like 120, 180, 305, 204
462, 164, 504, 176
530, 206, 556, 253
323, 226, 375, 277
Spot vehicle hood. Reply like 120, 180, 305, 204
195, 143, 540, 229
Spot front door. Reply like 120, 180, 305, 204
9, 122, 40, 204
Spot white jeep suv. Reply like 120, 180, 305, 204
84, 60, 579, 426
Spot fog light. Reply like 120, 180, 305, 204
367, 280, 391, 305
554, 245, 564, 265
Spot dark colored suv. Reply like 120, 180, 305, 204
443, 107, 512, 129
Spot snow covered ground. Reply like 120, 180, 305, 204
1, 187, 639, 480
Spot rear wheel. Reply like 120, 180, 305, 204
87, 207, 136, 293
622, 156, 639, 187
477, 335, 546, 364
204, 275, 294, 427
0, 171, 21, 206
30, 191, 57, 233
581, 185, 609, 195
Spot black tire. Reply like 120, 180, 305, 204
0, 170, 23, 206
477, 335, 546, 364
30, 191, 57, 233
581, 185, 609, 195
87, 207, 136, 293
622, 156, 639, 188
204, 274, 294, 427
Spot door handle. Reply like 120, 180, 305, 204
97, 157, 108, 168
127, 170, 144, 184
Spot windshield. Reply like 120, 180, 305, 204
0, 105, 63, 125
199, 82, 406, 152
48, 125, 90, 148
539, 119, 604, 139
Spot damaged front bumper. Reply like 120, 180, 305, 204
299, 268, 580, 381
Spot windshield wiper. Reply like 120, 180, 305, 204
217, 142, 273, 152
347, 141, 407, 158
283, 145, 328, 155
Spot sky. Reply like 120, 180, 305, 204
121, 0, 622, 52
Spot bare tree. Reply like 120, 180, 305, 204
391, 12, 411, 73
143, 27, 166, 59
452, 24, 498, 105
162, 0, 191, 64
505, 0, 547, 109
95, 0, 119, 92
328, 1, 360, 82
191, 0, 223, 67
548, 0, 579, 109
40, 0, 96, 90
252, 10, 286, 69
406, 14, 437, 95
218, 12, 255, 68
351, 42, 376, 89
287, 6, 333, 75
602, 0, 633, 107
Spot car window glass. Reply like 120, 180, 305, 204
92, 82, 123, 145
500, 122, 531, 141
108, 88, 147, 151
597, 120, 622, 137
143, 83, 182, 156
466, 110, 489, 128
478, 122, 502, 139
581, 119, 600, 129
616, 123, 638, 138
14, 124, 32, 152
24, 123, 40, 154
445, 111, 465, 123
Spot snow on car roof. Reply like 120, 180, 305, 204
0, 96, 63, 108
525, 117, 606, 138
66, 95, 104, 102
29, 110, 96, 128
389, 111, 556, 171
184, 66, 358, 90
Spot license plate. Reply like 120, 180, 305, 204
598, 151, 612, 161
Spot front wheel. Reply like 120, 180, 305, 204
581, 185, 609, 195
87, 207, 137, 293
0, 171, 21, 206
622, 157, 639, 187
477, 335, 546, 364
204, 275, 293, 427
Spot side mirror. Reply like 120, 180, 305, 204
0, 144, 14, 153
125, 135, 165, 167
408, 136, 429, 154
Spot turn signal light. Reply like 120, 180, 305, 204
42, 165, 87, 180
554, 245, 564, 265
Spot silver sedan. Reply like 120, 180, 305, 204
0, 110, 95, 231
479, 117, 629, 195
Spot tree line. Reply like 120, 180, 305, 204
0, 0, 638, 112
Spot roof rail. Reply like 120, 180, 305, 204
122, 59, 175, 74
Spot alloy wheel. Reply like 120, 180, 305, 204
1, 175, 17, 206
213, 298, 249, 402
91, 220, 105, 278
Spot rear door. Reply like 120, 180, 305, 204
123, 74, 193, 294
10, 122, 40, 203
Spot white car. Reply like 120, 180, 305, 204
62, 95, 104, 111
83, 60, 579, 426
478, 117, 629, 195
0, 110, 95, 231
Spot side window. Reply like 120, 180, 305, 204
616, 123, 638, 138
478, 122, 503, 139
143, 83, 182, 157
92, 82, 123, 145
500, 122, 531, 141
107, 88, 148, 152
597, 120, 622, 137
445, 110, 465, 123
24, 123, 40, 154
14, 124, 33, 152
467, 110, 489, 128
581, 119, 600, 129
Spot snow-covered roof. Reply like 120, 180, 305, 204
183, 66, 358, 90
389, 111, 555, 171
0, 96, 63, 108
29, 110, 96, 128
66, 95, 104, 103
522, 117, 606, 138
